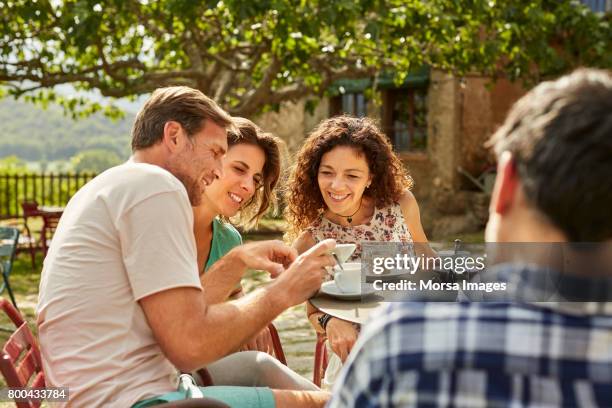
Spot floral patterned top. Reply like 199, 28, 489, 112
305, 202, 412, 261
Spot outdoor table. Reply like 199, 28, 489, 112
38, 206, 64, 254
310, 292, 388, 325
39, 206, 64, 216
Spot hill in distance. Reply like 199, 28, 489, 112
0, 98, 135, 162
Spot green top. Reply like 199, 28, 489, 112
204, 217, 243, 272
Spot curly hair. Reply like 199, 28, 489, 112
284, 115, 413, 239
226, 117, 285, 230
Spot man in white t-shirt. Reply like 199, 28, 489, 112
37, 86, 334, 408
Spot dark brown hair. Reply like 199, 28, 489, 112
227, 117, 284, 230
284, 115, 413, 238
488, 68, 612, 241
131, 86, 232, 151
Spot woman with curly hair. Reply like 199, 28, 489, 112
191, 117, 319, 392
285, 115, 435, 382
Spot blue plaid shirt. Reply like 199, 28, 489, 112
328, 266, 612, 407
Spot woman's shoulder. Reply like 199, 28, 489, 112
396, 190, 418, 214
373, 191, 419, 225
375, 191, 416, 214
395, 190, 424, 238
398, 190, 417, 206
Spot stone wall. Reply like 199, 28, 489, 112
458, 75, 527, 178
255, 99, 329, 156
422, 70, 527, 238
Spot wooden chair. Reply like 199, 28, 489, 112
20, 201, 42, 268
0, 298, 25, 327
0, 299, 45, 408
0, 227, 20, 309
0, 299, 229, 408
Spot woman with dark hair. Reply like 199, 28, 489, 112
285, 115, 435, 382
191, 117, 319, 392
195, 116, 282, 280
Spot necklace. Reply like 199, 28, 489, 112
332, 198, 362, 224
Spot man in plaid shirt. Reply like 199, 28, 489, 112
329, 68, 612, 407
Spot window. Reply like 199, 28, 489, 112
327, 71, 430, 152
329, 92, 367, 117
382, 87, 428, 152
581, 0, 611, 12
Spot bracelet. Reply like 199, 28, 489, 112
317, 313, 333, 331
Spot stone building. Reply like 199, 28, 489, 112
257, 68, 526, 239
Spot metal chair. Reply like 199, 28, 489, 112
0, 299, 45, 408
196, 323, 287, 386
267, 323, 287, 365
0, 298, 25, 327
0, 227, 20, 309
312, 332, 329, 387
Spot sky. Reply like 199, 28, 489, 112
54, 84, 148, 114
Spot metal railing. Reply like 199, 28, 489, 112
0, 173, 96, 219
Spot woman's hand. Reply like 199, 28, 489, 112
233, 240, 298, 278
240, 327, 275, 356
326, 318, 359, 362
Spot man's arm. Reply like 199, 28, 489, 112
140, 240, 336, 372
140, 280, 284, 372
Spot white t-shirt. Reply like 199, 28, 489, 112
36, 162, 202, 407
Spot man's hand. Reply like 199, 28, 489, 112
272, 239, 336, 307
233, 240, 298, 277
240, 327, 274, 355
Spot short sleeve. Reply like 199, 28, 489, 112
118, 191, 201, 300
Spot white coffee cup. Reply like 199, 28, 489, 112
329, 243, 357, 264
334, 262, 362, 293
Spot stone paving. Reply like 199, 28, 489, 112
273, 303, 317, 379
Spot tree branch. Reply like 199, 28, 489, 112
235, 56, 282, 115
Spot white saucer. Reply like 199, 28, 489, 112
366, 268, 412, 278
319, 281, 376, 300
